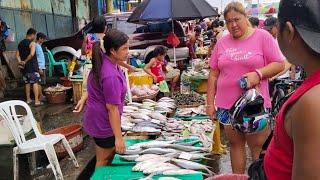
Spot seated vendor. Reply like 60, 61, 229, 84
144, 46, 180, 92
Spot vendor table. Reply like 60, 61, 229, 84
90, 139, 204, 180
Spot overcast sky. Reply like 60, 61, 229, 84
206, 0, 280, 13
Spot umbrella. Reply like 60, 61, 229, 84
127, 0, 218, 23
127, 0, 219, 64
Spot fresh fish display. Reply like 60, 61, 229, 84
143, 163, 180, 174
171, 158, 214, 175
158, 177, 181, 180
162, 169, 201, 175
132, 157, 171, 172
167, 144, 207, 152
140, 148, 177, 155
138, 109, 153, 115
131, 113, 151, 121
140, 140, 173, 149
124, 106, 139, 111
128, 102, 143, 108
149, 112, 167, 122
172, 92, 205, 106
143, 99, 157, 104
135, 154, 162, 162
132, 126, 161, 133
119, 154, 139, 161
123, 148, 142, 155
129, 118, 146, 124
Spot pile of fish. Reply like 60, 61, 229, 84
175, 105, 207, 117
121, 98, 176, 133
172, 92, 205, 107
118, 139, 215, 176
158, 120, 214, 149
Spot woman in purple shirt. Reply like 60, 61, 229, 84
84, 29, 129, 167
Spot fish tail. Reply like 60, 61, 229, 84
205, 168, 216, 176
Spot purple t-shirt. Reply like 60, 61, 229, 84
84, 55, 127, 138
210, 29, 283, 109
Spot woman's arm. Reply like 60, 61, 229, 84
270, 60, 292, 80
260, 61, 285, 78
118, 61, 136, 72
106, 104, 125, 154
245, 61, 285, 88
289, 87, 320, 180
206, 69, 220, 120
73, 92, 88, 113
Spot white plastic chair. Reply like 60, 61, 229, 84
0, 100, 79, 180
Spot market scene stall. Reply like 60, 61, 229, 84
0, 0, 316, 179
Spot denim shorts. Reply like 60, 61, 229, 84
216, 108, 272, 126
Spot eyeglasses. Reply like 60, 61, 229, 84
226, 17, 242, 25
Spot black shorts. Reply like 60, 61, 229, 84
93, 136, 115, 148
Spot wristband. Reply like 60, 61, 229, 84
255, 69, 263, 80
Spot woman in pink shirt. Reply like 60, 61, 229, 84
206, 2, 284, 173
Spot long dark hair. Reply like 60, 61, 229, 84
91, 29, 129, 84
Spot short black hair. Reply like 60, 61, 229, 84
153, 46, 167, 57
27, 28, 37, 35
219, 20, 225, 27
92, 16, 106, 33
249, 17, 259, 27
36, 32, 47, 40
212, 19, 220, 28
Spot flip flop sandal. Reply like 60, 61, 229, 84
34, 102, 44, 107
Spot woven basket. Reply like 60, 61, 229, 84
132, 90, 159, 102
45, 90, 66, 104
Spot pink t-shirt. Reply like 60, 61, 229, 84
210, 29, 283, 109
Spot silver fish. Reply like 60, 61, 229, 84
158, 177, 181, 180
140, 141, 173, 149
135, 154, 161, 162
130, 118, 146, 123
162, 169, 201, 175
128, 102, 143, 107
132, 126, 161, 133
141, 148, 177, 155
133, 157, 171, 172
149, 112, 167, 122
143, 99, 157, 104
131, 113, 151, 120
123, 148, 142, 155
143, 163, 180, 174
119, 154, 139, 161
171, 158, 214, 175
167, 144, 206, 152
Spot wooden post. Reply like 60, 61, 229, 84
106, 0, 113, 13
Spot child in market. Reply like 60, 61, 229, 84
144, 46, 180, 92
